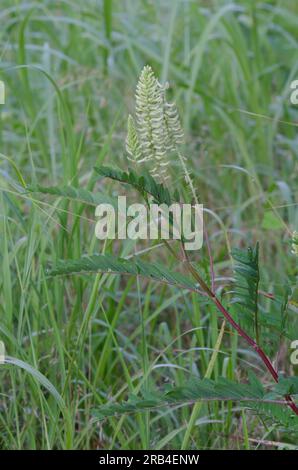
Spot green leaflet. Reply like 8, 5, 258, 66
26, 184, 116, 207
26, 167, 180, 213
94, 165, 179, 205
231, 243, 260, 339
266, 376, 298, 397
92, 375, 298, 421
47, 253, 198, 292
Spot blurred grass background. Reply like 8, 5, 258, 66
0, 0, 297, 449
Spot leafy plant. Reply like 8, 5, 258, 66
2, 0, 298, 451
47, 66, 298, 426
92, 375, 298, 421
231, 243, 260, 343
94, 165, 178, 205
48, 253, 198, 292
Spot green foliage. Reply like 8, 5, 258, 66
26, 183, 116, 206
92, 375, 298, 421
231, 243, 260, 314
94, 165, 180, 205
1, 0, 298, 451
47, 253, 197, 292
231, 244, 260, 339
262, 211, 284, 230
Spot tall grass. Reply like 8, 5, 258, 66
0, 0, 297, 449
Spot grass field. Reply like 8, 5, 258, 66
0, 0, 298, 450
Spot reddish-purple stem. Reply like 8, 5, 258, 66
212, 297, 277, 380
182, 245, 298, 416
212, 295, 298, 415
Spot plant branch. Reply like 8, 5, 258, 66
180, 243, 298, 416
